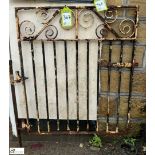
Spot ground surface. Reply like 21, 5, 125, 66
10, 132, 145, 155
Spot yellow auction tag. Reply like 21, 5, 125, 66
94, 0, 108, 12
61, 6, 73, 29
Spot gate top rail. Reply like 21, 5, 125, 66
15, 5, 139, 41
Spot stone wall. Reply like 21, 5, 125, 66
98, 0, 146, 135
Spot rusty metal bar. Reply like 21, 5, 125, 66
97, 41, 101, 107
116, 41, 123, 132
97, 40, 102, 132
106, 41, 112, 133
15, 9, 20, 40
15, 5, 138, 11
86, 40, 89, 131
126, 6, 138, 127
18, 41, 30, 131
30, 41, 40, 134
53, 41, 60, 131
75, 9, 79, 132
41, 41, 50, 132
127, 40, 136, 127
21, 38, 137, 41
134, 5, 139, 39
76, 40, 79, 132
26, 131, 97, 135
75, 9, 78, 40
64, 41, 70, 131
97, 41, 101, 130
9, 59, 22, 147
99, 60, 138, 68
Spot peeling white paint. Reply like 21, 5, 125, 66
9, 1, 98, 135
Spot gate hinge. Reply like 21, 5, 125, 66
10, 71, 28, 85
98, 59, 138, 68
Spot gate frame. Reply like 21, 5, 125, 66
10, 5, 139, 147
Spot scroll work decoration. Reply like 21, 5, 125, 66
119, 18, 136, 38
36, 9, 50, 24
44, 25, 58, 39
20, 20, 35, 39
18, 7, 137, 40
79, 9, 94, 28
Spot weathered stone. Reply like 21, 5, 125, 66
137, 22, 146, 43
101, 45, 121, 63
100, 70, 108, 92
98, 120, 106, 131
118, 120, 127, 132
128, 0, 146, 17
101, 44, 145, 68
130, 97, 146, 118
98, 96, 146, 118
98, 118, 145, 136
122, 45, 132, 62
126, 122, 144, 136
100, 70, 120, 93
98, 96, 117, 116
107, 0, 122, 6
132, 72, 146, 94
119, 97, 128, 117
120, 71, 130, 93
135, 46, 145, 67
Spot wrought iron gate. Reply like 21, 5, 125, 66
10, 5, 139, 146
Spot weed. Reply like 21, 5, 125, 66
89, 134, 102, 148
122, 137, 136, 151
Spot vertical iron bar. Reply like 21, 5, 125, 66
127, 40, 136, 127
97, 40, 101, 132
97, 41, 100, 107
15, 9, 20, 40
86, 40, 89, 131
64, 40, 70, 131
127, 7, 138, 127
53, 41, 59, 131
75, 9, 79, 131
106, 41, 112, 133
18, 41, 30, 130
134, 6, 139, 39
30, 41, 40, 133
41, 41, 50, 132
76, 40, 79, 131
9, 59, 22, 147
116, 41, 123, 133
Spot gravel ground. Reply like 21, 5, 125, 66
9, 133, 145, 155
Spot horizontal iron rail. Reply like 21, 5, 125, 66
15, 5, 138, 11
17, 129, 127, 136
19, 38, 137, 41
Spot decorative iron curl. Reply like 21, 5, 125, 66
44, 25, 58, 39
36, 9, 49, 24
119, 18, 135, 38
20, 20, 35, 38
105, 10, 118, 24
96, 24, 108, 38
78, 9, 94, 28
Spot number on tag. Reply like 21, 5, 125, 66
94, 0, 108, 12
62, 12, 72, 27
